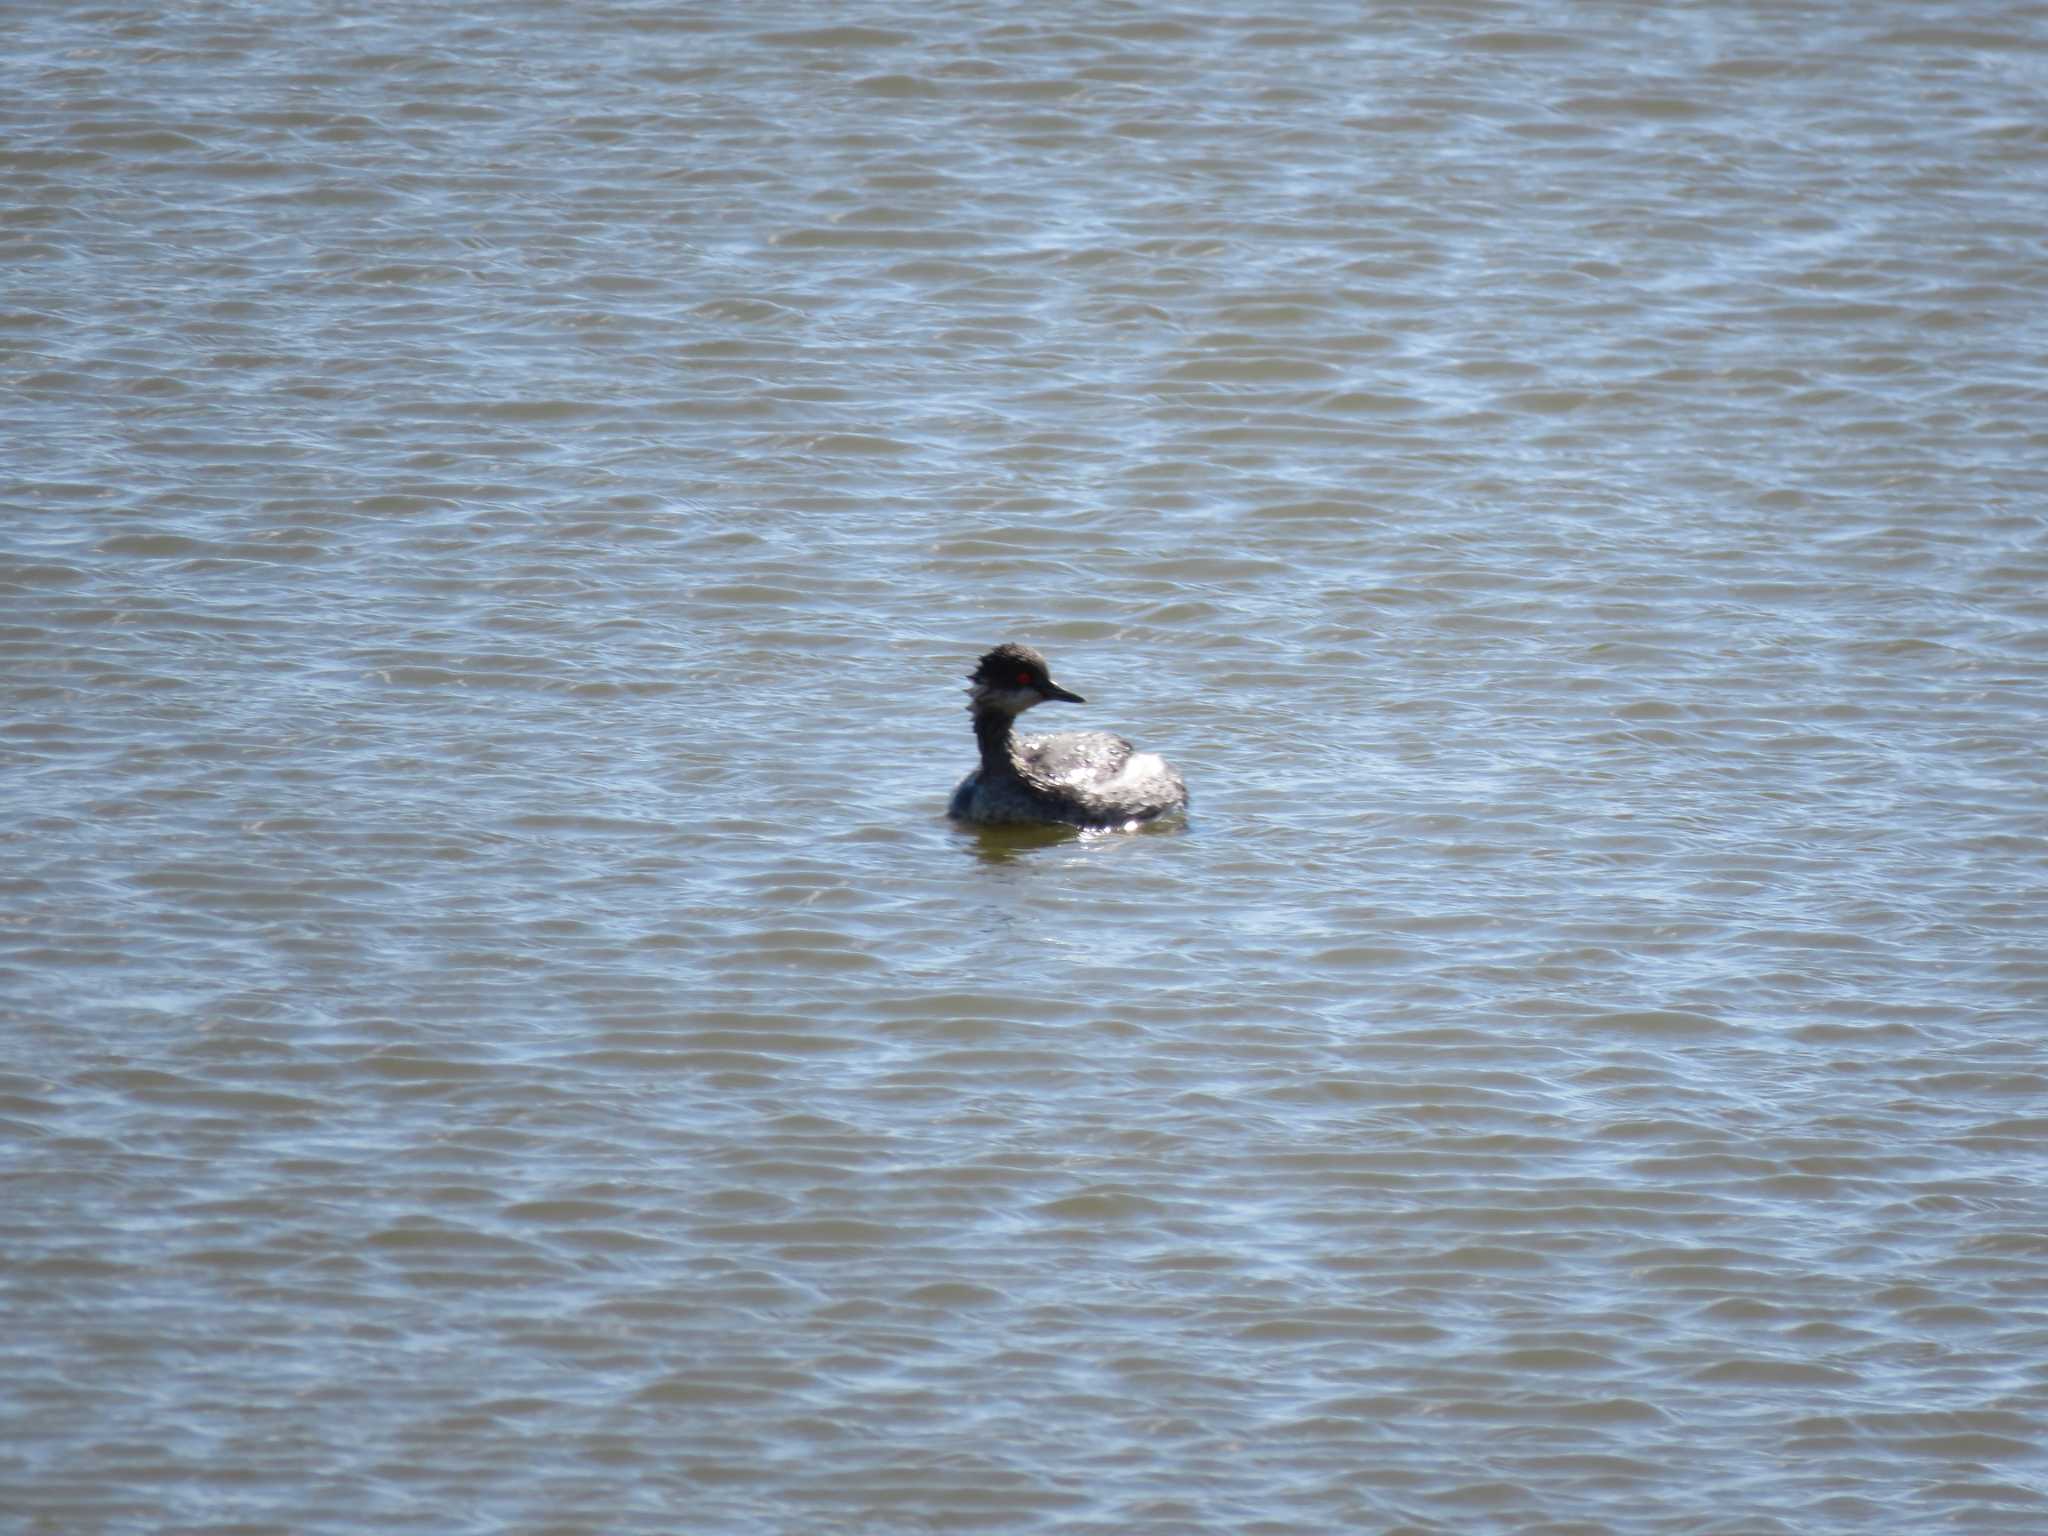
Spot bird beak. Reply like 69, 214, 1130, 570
1042, 682, 1086, 704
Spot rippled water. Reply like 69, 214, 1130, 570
6, 3, 2048, 1531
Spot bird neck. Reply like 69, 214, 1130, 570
972, 706, 1024, 778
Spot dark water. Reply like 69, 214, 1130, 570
5, 3, 2048, 1531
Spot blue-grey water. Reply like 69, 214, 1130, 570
5, 3, 2048, 1532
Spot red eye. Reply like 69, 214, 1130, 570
1016, 671, 1033, 686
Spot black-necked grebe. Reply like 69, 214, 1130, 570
946, 643, 1189, 828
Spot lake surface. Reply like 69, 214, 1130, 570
5, 3, 2048, 1531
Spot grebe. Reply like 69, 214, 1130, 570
946, 643, 1188, 828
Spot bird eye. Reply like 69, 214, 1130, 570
1016, 671, 1033, 686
